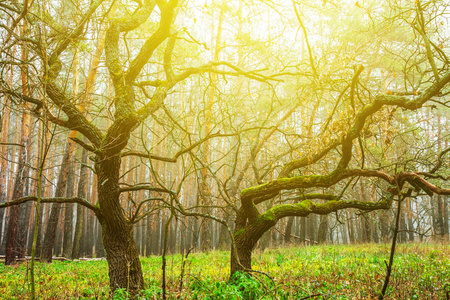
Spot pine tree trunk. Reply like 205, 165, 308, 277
361, 214, 371, 243
0, 95, 11, 248
63, 162, 75, 257
284, 216, 295, 243
95, 219, 104, 257
399, 205, 407, 243
5, 109, 30, 264
300, 217, 306, 243
406, 198, 415, 242
317, 214, 329, 244
72, 148, 88, 259
379, 210, 389, 242
41, 140, 74, 262
436, 195, 445, 238
5, 31, 31, 263
347, 211, 355, 244
444, 196, 449, 241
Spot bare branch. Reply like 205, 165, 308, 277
0, 196, 101, 216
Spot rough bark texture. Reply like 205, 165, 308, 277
96, 156, 144, 293
63, 162, 75, 257
5, 108, 30, 264
41, 141, 74, 262
72, 148, 88, 259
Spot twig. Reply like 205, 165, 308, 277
162, 210, 174, 300
379, 189, 410, 299
179, 246, 194, 295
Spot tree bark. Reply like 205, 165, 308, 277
41, 140, 74, 262
0, 94, 11, 248
5, 109, 31, 264
406, 198, 415, 242
317, 214, 329, 244
63, 162, 75, 257
96, 155, 144, 293
379, 210, 389, 242
444, 196, 449, 240
72, 148, 88, 259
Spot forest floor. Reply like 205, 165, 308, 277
0, 243, 449, 299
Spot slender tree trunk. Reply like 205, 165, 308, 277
436, 195, 445, 239
300, 217, 306, 243
317, 214, 329, 244
5, 25, 31, 263
5, 110, 31, 264
444, 196, 449, 241
72, 148, 88, 259
406, 198, 415, 242
361, 214, 371, 243
16, 117, 36, 257
307, 214, 316, 243
398, 207, 407, 243
347, 211, 355, 244
0, 95, 11, 247
95, 218, 104, 257
41, 140, 74, 262
145, 215, 152, 256
63, 162, 75, 257
379, 210, 389, 242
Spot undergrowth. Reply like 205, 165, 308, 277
0, 243, 449, 299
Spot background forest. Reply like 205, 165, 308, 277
0, 0, 450, 299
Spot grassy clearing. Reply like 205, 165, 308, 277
0, 243, 449, 299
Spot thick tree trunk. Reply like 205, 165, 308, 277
97, 155, 144, 293
230, 241, 252, 276
230, 206, 275, 276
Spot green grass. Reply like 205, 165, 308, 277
0, 243, 449, 299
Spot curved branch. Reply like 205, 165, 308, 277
119, 185, 176, 195
0, 196, 101, 217
235, 193, 395, 252
105, 0, 156, 86
50, 0, 105, 61
130, 197, 164, 223
125, 0, 178, 83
